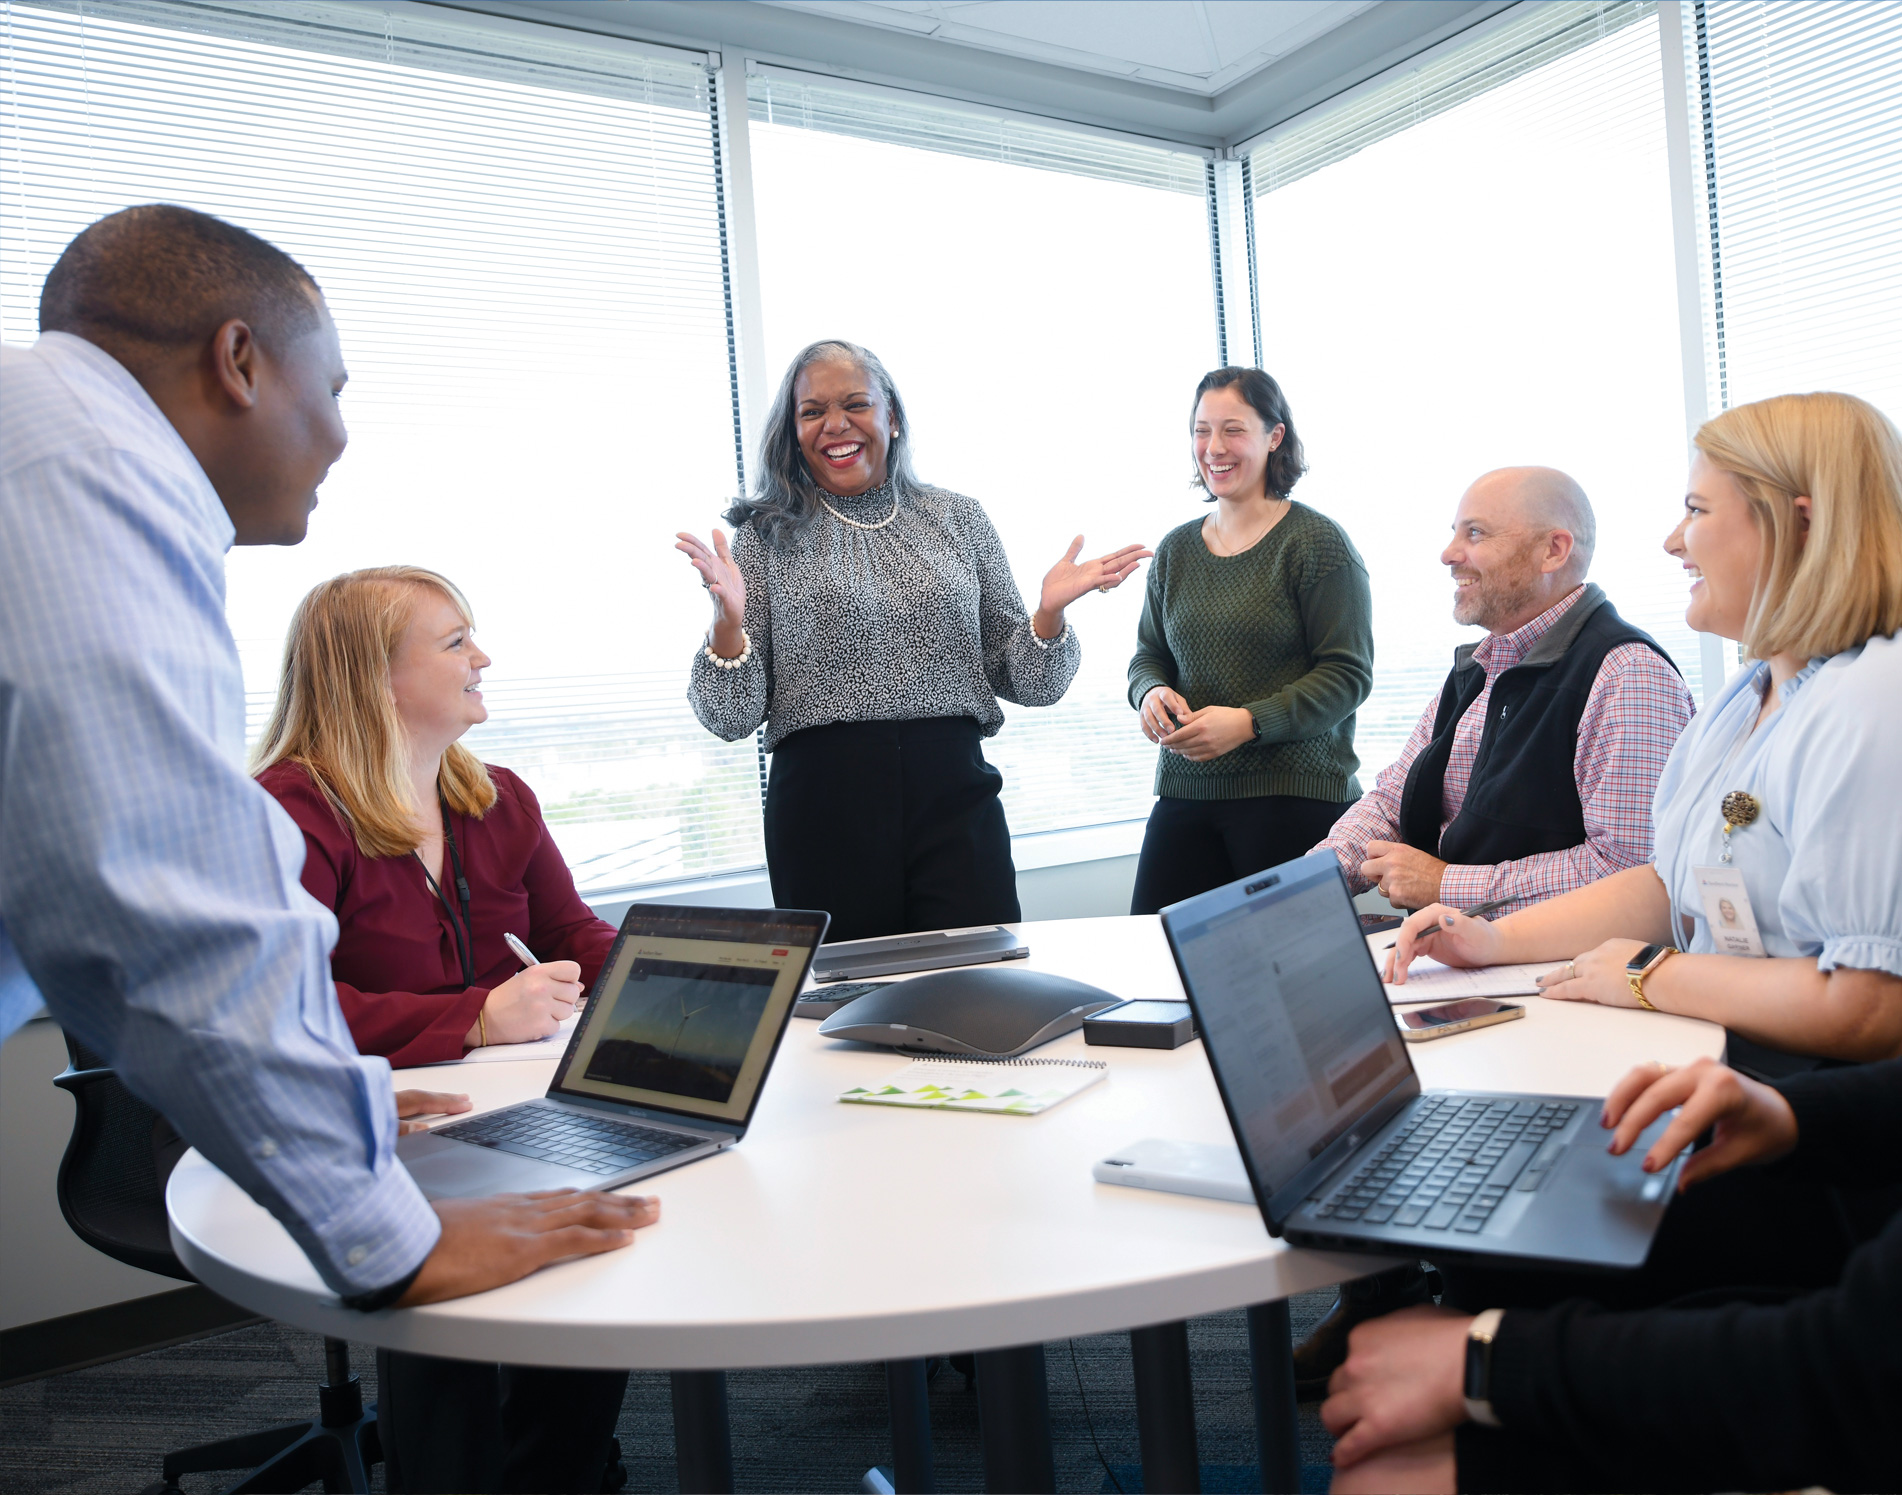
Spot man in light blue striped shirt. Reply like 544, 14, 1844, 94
0, 205, 654, 1312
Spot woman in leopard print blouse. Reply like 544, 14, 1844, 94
678, 339, 1149, 941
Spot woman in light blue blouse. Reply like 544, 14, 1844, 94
1389, 391, 1902, 1071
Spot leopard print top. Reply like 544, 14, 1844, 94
687, 479, 1081, 751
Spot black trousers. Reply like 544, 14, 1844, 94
764, 715, 1021, 944
375, 1349, 627, 1494
1130, 792, 1359, 915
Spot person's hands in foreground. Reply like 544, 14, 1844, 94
1386, 904, 1505, 983
471, 960, 584, 1047
394, 1089, 472, 1136
398, 1190, 662, 1306
1159, 704, 1256, 761
1328, 1434, 1457, 1495
1601, 1055, 1798, 1190
1359, 840, 1449, 911
1322, 1303, 1472, 1471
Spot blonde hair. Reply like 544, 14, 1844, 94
251, 566, 497, 858
1695, 391, 1902, 661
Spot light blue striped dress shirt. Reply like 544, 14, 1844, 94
0, 332, 439, 1296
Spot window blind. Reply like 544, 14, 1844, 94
1245, 7, 1706, 777
743, 69, 1219, 839
1694, 0, 1902, 419
1, 0, 767, 893
1249, 1, 1656, 194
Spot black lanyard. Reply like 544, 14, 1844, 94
414, 794, 475, 986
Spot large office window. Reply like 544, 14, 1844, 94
0, 0, 763, 893
745, 72, 1218, 836
1248, 1, 1702, 777
1693, 0, 1902, 419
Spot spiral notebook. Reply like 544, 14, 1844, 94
840, 1057, 1107, 1115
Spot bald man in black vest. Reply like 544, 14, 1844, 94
1292, 466, 1695, 1392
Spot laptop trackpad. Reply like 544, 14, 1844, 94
398, 1133, 603, 1199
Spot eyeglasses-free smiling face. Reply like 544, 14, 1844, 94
1665, 455, 1766, 641
794, 357, 895, 498
1441, 475, 1558, 632
388, 586, 491, 756
1192, 385, 1282, 502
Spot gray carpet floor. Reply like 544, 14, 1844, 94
0, 1292, 1340, 1494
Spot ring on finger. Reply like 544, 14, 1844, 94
1567, 960, 1577, 981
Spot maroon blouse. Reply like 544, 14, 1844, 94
259, 761, 618, 1068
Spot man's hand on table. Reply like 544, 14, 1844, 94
394, 1089, 472, 1135
398, 1190, 662, 1306
1322, 1304, 1470, 1471
1359, 841, 1448, 912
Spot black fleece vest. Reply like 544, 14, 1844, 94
1398, 588, 1676, 869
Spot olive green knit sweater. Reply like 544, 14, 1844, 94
1126, 502, 1374, 802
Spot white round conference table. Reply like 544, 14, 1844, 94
168, 914, 1725, 1490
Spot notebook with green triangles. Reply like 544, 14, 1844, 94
840, 1057, 1106, 1115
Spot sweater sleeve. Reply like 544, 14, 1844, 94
1126, 547, 1176, 711
686, 522, 771, 742
969, 501, 1081, 707
1467, 1215, 1902, 1493
1244, 555, 1374, 744
1461, 1057, 1902, 1493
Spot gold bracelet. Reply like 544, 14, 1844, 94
478, 1009, 487, 1047
1626, 948, 1676, 1011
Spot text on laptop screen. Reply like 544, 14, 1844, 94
551, 913, 818, 1123
1174, 871, 1410, 1198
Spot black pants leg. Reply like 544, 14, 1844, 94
764, 716, 1019, 942
376, 1349, 628, 1494
1131, 793, 1358, 915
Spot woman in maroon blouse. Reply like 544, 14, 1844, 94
254, 565, 617, 1069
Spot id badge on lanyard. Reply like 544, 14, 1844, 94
1695, 787, 1766, 957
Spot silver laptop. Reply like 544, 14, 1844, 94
398, 905, 827, 1199
811, 924, 1028, 982
1162, 853, 1682, 1271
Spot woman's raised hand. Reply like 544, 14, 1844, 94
1038, 536, 1153, 619
470, 960, 584, 1048
675, 529, 748, 656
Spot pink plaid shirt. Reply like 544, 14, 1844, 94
1320, 586, 1694, 913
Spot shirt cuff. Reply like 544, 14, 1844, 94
1817, 935, 1902, 980
301, 1157, 441, 1297
1437, 863, 1495, 910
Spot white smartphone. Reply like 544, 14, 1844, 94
1092, 1138, 1253, 1204
1398, 997, 1525, 1042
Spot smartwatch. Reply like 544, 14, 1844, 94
1624, 943, 1678, 1011
1462, 1307, 1506, 1427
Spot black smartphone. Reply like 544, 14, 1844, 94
1358, 912, 1404, 934
1398, 998, 1523, 1042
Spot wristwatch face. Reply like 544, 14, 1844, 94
1627, 942, 1667, 974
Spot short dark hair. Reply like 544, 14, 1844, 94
1190, 367, 1307, 500
724, 339, 921, 547
39, 204, 322, 354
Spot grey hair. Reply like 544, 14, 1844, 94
1525, 467, 1597, 579
723, 339, 921, 546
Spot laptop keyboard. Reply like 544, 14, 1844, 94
436, 1106, 701, 1175
1311, 1096, 1580, 1234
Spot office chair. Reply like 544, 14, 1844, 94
53, 1032, 381, 1495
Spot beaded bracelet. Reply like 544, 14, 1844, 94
705, 630, 753, 670
1030, 621, 1073, 651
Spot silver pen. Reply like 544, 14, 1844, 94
504, 931, 540, 968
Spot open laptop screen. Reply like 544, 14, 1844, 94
1166, 854, 1412, 1204
551, 908, 825, 1124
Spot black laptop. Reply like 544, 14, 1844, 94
1161, 853, 1681, 1270
398, 905, 827, 1199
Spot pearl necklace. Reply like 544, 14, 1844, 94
817, 489, 900, 530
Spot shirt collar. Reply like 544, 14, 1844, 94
1472, 584, 1588, 674
33, 331, 236, 552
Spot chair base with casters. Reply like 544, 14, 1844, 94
53, 1035, 384, 1495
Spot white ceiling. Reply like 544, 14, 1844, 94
757, 0, 1384, 96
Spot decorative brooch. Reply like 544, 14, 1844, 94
1719, 790, 1761, 864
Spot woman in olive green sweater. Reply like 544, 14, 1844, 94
1127, 367, 1374, 914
